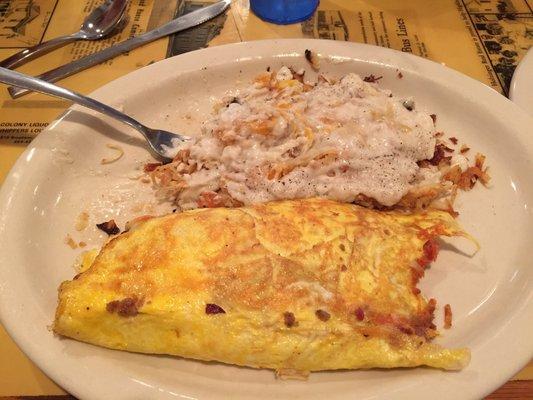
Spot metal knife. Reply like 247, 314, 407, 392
8, 0, 231, 99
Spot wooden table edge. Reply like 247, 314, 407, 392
1, 379, 531, 399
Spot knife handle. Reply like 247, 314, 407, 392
7, 36, 144, 99
0, 34, 82, 70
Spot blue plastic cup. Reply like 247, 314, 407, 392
250, 0, 319, 25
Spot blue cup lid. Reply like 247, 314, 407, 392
250, 0, 319, 25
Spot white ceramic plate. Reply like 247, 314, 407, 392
0, 39, 532, 400
509, 47, 533, 117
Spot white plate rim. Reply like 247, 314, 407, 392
509, 47, 533, 116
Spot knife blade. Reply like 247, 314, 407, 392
8, 0, 231, 98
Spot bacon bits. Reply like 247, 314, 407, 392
96, 219, 120, 235
449, 137, 458, 145
354, 307, 365, 321
106, 297, 142, 317
430, 114, 437, 124
197, 191, 223, 208
205, 303, 225, 314
399, 325, 414, 335
143, 162, 162, 172
417, 239, 440, 267
428, 143, 452, 166
421, 298, 438, 336
363, 74, 382, 83
444, 304, 453, 329
283, 311, 297, 327
315, 309, 331, 322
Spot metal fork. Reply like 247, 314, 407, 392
0, 67, 187, 163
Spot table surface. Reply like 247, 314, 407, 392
0, 0, 531, 398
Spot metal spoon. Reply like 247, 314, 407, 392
0, 0, 128, 69
0, 67, 186, 163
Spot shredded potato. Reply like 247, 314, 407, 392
146, 67, 488, 213
74, 211, 89, 231
101, 144, 124, 165
444, 304, 453, 329
64, 234, 78, 249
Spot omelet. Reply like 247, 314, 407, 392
54, 198, 472, 374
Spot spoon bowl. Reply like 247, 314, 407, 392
79, 0, 129, 39
0, 0, 128, 69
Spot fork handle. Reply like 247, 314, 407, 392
0, 33, 82, 69
0, 67, 146, 134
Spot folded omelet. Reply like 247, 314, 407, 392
54, 198, 472, 374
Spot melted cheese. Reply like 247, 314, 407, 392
168, 68, 436, 209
